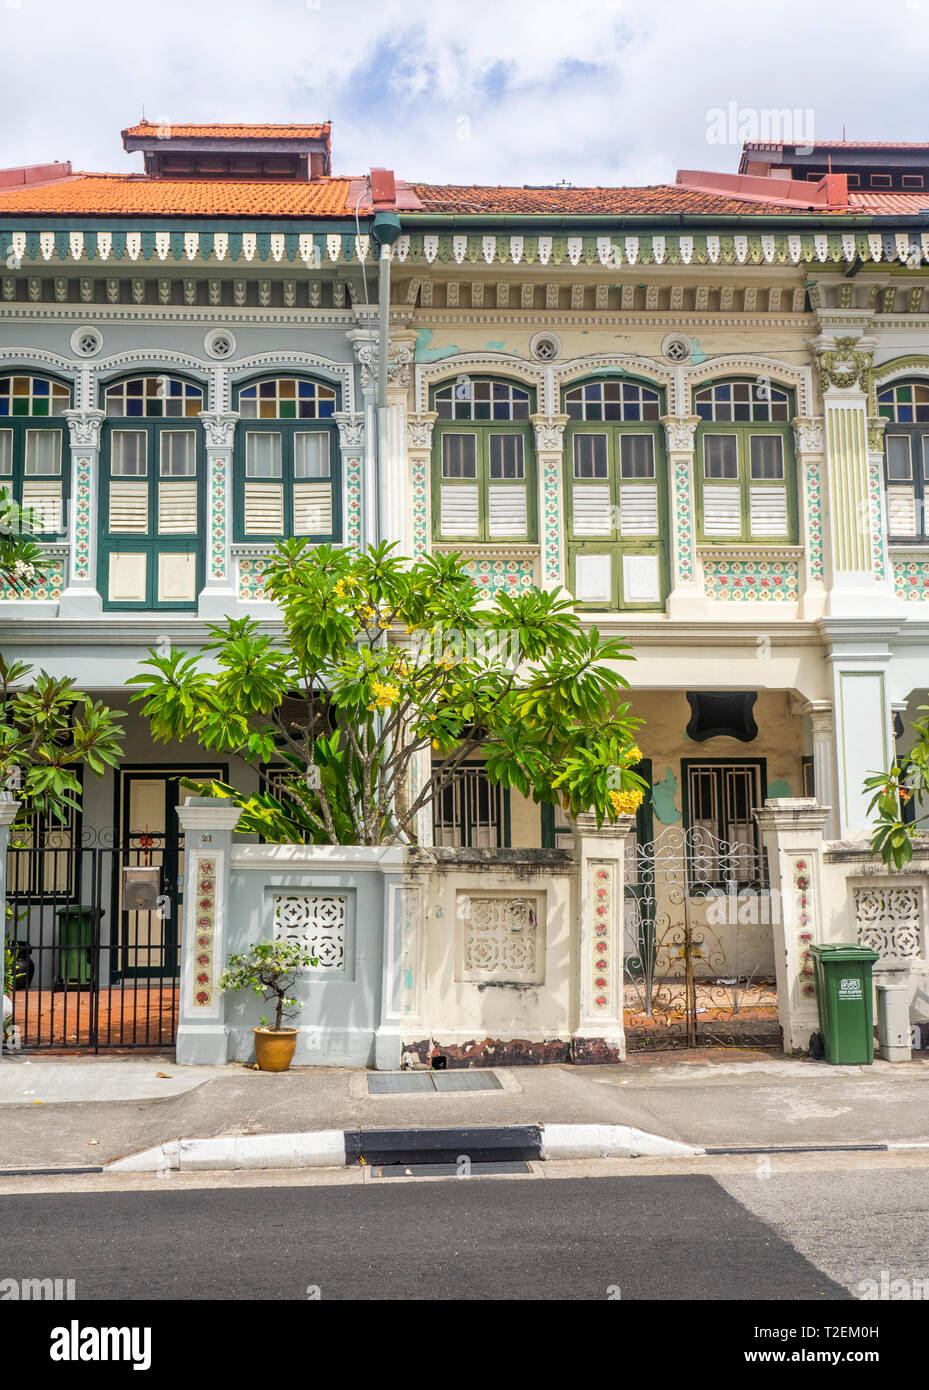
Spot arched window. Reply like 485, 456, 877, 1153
563, 377, 667, 609
233, 376, 340, 542
0, 374, 71, 534
693, 380, 796, 543
100, 375, 206, 609
432, 377, 535, 542
877, 381, 929, 540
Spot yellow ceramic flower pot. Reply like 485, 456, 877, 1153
253, 1027, 298, 1072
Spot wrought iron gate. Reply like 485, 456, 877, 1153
623, 825, 781, 1051
5, 833, 180, 1051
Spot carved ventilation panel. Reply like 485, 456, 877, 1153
458, 892, 543, 983
854, 884, 925, 960
273, 893, 347, 971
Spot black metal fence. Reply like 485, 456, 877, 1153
5, 838, 179, 1051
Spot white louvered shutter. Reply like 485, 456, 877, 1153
618, 485, 659, 536
887, 487, 918, 535
293, 482, 332, 535
749, 486, 788, 537
244, 482, 284, 534
108, 480, 148, 533
572, 483, 612, 536
158, 481, 198, 534
703, 485, 742, 536
21, 480, 62, 532
487, 484, 527, 537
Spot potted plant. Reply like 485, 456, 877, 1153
219, 940, 318, 1072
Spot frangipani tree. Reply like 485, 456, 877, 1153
866, 704, 929, 869
129, 541, 646, 846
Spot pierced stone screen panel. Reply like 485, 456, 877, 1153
272, 892, 347, 972
854, 884, 925, 960
457, 891, 544, 983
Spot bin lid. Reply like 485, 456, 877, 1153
54, 905, 105, 920
809, 942, 880, 962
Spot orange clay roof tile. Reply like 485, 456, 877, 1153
0, 174, 353, 217
122, 121, 331, 140
409, 182, 838, 216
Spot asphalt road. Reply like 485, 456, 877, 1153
0, 1171, 866, 1301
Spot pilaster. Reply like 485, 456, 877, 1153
406, 412, 437, 560
792, 416, 827, 619
175, 798, 243, 1066
530, 413, 569, 591
58, 409, 105, 617
334, 412, 365, 552
661, 416, 705, 619
572, 811, 633, 1063
197, 412, 238, 618
375, 854, 427, 1070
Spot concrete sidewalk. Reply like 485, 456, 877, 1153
0, 1050, 927, 1170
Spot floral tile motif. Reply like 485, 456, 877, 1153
894, 557, 929, 600
411, 456, 427, 558
792, 856, 816, 1001
543, 457, 561, 584
72, 458, 92, 581
805, 460, 824, 584
191, 856, 217, 1010
591, 864, 613, 1011
867, 460, 886, 581
464, 557, 535, 594
674, 459, 694, 585
0, 555, 65, 601
237, 554, 272, 601
210, 456, 227, 580
345, 456, 362, 549
704, 555, 799, 602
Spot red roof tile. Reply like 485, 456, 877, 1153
744, 140, 929, 151
411, 182, 835, 216
122, 121, 330, 141
848, 191, 929, 213
0, 173, 354, 217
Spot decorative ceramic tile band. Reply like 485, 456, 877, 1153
703, 554, 800, 601
73, 457, 92, 580
345, 457, 362, 549
805, 460, 824, 584
792, 856, 816, 1002
542, 456, 561, 585
237, 553, 271, 601
893, 556, 929, 600
192, 856, 217, 1010
0, 555, 65, 601
210, 456, 227, 580
463, 557, 536, 594
591, 863, 613, 1011
674, 459, 695, 585
411, 456, 428, 559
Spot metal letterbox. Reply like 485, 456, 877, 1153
122, 865, 161, 911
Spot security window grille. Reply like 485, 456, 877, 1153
433, 380, 535, 543
100, 385, 205, 610
565, 380, 666, 611
683, 761, 764, 887
0, 375, 70, 535
234, 378, 339, 543
7, 802, 80, 900
433, 762, 510, 848
877, 383, 929, 541
695, 382, 795, 543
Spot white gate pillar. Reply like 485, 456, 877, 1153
175, 797, 243, 1065
573, 811, 633, 1063
754, 798, 829, 1054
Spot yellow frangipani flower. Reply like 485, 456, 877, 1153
609, 788, 644, 815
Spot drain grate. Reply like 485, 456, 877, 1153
367, 1071, 503, 1095
370, 1161, 531, 1179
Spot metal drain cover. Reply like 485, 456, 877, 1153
371, 1161, 531, 1179
367, 1071, 503, 1095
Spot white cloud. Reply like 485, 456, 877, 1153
1, 0, 928, 186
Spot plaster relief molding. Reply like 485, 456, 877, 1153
334, 412, 365, 451
406, 411, 438, 452
554, 353, 675, 414
867, 416, 888, 455
792, 416, 825, 454
815, 336, 873, 394
661, 414, 700, 453
530, 413, 569, 453
197, 412, 238, 451
684, 355, 813, 417
415, 354, 544, 414
63, 409, 105, 450
349, 331, 413, 394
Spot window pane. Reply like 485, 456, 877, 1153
246, 432, 282, 478
923, 436, 929, 482
0, 431, 10, 475
160, 431, 196, 476
703, 434, 738, 479
441, 434, 477, 479
573, 433, 608, 479
111, 430, 147, 476
489, 434, 524, 480
886, 435, 912, 482
294, 432, 330, 479
620, 434, 655, 479
24, 430, 61, 477
749, 435, 784, 480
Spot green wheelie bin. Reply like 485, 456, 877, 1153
55, 906, 102, 989
809, 943, 880, 1065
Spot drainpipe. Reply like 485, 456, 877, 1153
371, 200, 402, 546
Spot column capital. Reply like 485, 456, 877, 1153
661, 414, 701, 453
754, 797, 830, 834
814, 335, 872, 394
334, 411, 365, 451
530, 413, 569, 452
176, 798, 244, 833
0, 796, 21, 828
574, 811, 635, 840
792, 415, 825, 454
197, 411, 239, 450
406, 411, 438, 451
867, 415, 888, 454
64, 408, 105, 450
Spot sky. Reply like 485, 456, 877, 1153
2, 0, 929, 188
